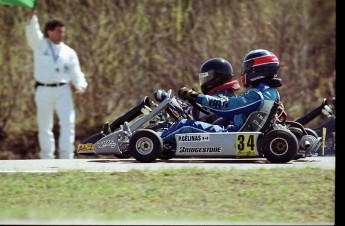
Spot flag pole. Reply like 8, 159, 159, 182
322, 127, 326, 156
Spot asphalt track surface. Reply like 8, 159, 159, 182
0, 156, 335, 173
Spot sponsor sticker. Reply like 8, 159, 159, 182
77, 143, 94, 151
178, 146, 221, 153
98, 140, 116, 148
177, 134, 210, 142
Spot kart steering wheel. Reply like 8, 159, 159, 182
153, 89, 194, 120
166, 97, 193, 120
185, 98, 212, 116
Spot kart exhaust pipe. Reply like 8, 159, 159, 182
299, 135, 316, 150
299, 135, 322, 156
300, 140, 311, 149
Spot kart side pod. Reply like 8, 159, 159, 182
128, 129, 299, 163
175, 132, 263, 158
173, 129, 298, 163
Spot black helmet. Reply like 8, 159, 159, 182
241, 49, 279, 87
199, 58, 234, 94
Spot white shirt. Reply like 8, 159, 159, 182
25, 15, 88, 90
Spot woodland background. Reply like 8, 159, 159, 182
0, 0, 336, 159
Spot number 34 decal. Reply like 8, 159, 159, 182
236, 134, 257, 156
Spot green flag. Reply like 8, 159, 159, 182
0, 0, 36, 8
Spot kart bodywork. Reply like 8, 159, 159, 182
78, 90, 321, 163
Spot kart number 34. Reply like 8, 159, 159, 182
236, 134, 256, 156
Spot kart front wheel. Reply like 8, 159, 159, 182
263, 129, 298, 163
129, 129, 163, 163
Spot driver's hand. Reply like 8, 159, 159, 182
322, 104, 333, 117
178, 87, 199, 101
153, 89, 168, 102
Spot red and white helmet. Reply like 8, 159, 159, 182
241, 49, 279, 87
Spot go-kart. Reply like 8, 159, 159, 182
77, 89, 321, 163
293, 97, 335, 156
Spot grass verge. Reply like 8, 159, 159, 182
0, 167, 335, 224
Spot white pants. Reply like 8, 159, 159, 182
35, 84, 75, 159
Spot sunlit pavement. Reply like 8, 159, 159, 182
0, 156, 335, 173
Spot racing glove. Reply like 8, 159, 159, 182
153, 89, 168, 102
178, 87, 199, 101
322, 104, 333, 117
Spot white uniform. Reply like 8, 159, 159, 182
26, 15, 88, 159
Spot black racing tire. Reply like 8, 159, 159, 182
263, 129, 298, 163
288, 127, 306, 160
128, 129, 163, 163
305, 128, 319, 138
289, 127, 304, 140
289, 126, 318, 139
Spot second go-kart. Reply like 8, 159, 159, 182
293, 97, 335, 156
77, 89, 321, 163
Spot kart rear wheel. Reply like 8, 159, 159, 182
305, 128, 318, 138
263, 129, 298, 163
289, 127, 318, 139
289, 127, 303, 140
288, 127, 306, 160
128, 129, 163, 163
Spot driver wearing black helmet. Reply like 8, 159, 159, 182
189, 57, 241, 124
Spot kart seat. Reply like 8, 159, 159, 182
239, 97, 280, 133
80, 97, 151, 143
109, 96, 151, 131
